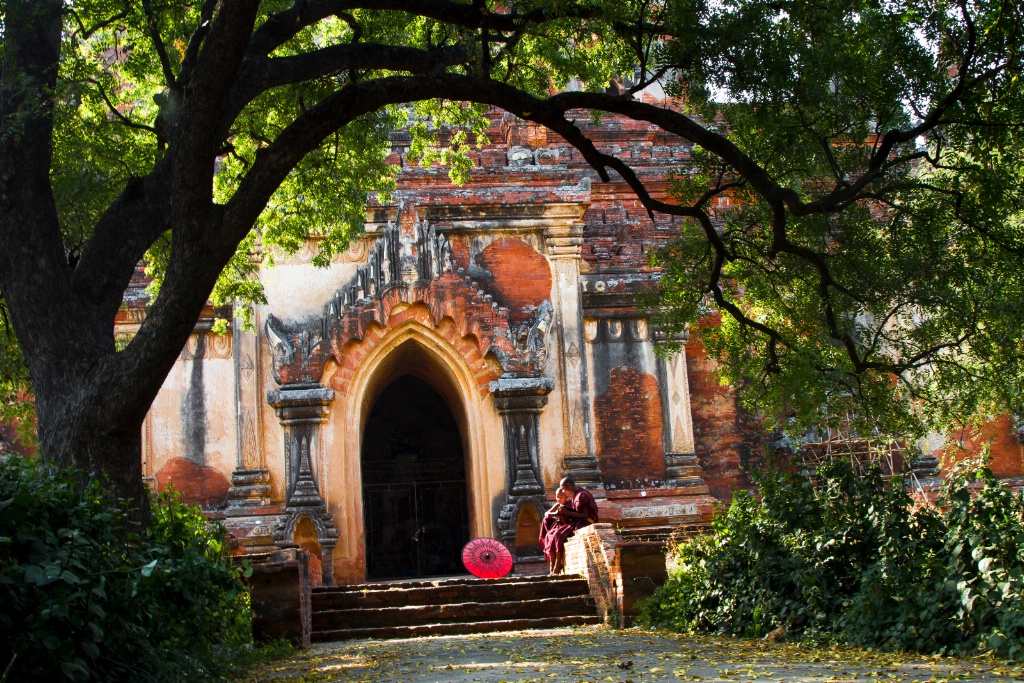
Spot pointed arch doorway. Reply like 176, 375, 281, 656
361, 374, 470, 579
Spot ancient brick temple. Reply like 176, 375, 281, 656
119, 106, 1023, 586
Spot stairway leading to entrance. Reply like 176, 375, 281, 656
311, 574, 601, 641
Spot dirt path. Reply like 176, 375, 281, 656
243, 627, 1024, 682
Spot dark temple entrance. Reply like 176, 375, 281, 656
362, 375, 470, 580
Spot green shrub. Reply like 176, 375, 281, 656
0, 455, 252, 681
640, 458, 1024, 659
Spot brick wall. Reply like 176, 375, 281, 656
685, 341, 756, 498
594, 366, 666, 488
941, 414, 1024, 479
565, 523, 619, 625
474, 237, 552, 324
565, 523, 669, 628
248, 547, 315, 647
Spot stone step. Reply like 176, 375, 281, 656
311, 573, 576, 593
310, 574, 599, 642
312, 576, 590, 611
311, 614, 604, 642
313, 595, 594, 631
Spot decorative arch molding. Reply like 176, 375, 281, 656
328, 303, 502, 399
499, 496, 548, 557
325, 319, 502, 570
275, 509, 337, 546
264, 220, 553, 386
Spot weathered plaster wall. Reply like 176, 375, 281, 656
258, 324, 288, 504
583, 317, 669, 490
130, 106, 761, 581
148, 332, 236, 508
260, 243, 369, 322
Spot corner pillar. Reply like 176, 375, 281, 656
911, 453, 943, 492
544, 223, 606, 495
267, 383, 339, 585
656, 346, 709, 491
227, 316, 271, 514
491, 376, 555, 556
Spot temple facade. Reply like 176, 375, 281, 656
118, 107, 1023, 585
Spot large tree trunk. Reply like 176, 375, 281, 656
30, 349, 154, 524
0, 1, 251, 525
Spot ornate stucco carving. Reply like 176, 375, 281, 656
490, 376, 555, 556
491, 300, 553, 377
265, 314, 326, 385
264, 219, 557, 385
180, 331, 233, 360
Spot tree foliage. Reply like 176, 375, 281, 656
0, 300, 34, 450
0, 0, 1021, 508
647, 0, 1024, 438
641, 459, 1024, 659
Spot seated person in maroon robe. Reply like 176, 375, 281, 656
559, 476, 599, 530
539, 476, 600, 575
539, 488, 574, 575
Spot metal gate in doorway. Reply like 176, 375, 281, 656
364, 480, 470, 579
361, 374, 471, 581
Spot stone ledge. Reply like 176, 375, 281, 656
248, 547, 315, 648
564, 523, 670, 628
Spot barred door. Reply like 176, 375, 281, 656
362, 375, 470, 580
364, 480, 469, 578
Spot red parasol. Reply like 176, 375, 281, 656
461, 538, 513, 579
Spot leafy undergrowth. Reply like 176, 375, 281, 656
0, 455, 254, 681
240, 627, 1024, 682
641, 458, 1024, 660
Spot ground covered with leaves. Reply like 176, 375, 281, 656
241, 627, 1024, 683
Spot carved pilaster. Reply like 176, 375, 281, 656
544, 222, 605, 496
227, 469, 272, 511
561, 454, 606, 493
511, 425, 544, 496
491, 376, 554, 555
657, 346, 708, 491
267, 383, 339, 584
141, 413, 157, 491
228, 317, 270, 513
664, 453, 710, 492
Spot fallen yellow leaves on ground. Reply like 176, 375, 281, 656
239, 627, 1024, 683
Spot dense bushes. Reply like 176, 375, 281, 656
0, 455, 251, 681
641, 458, 1024, 659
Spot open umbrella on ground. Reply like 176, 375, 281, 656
462, 538, 513, 579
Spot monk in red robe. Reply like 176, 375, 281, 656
539, 488, 574, 575
539, 477, 600, 575
559, 476, 599, 530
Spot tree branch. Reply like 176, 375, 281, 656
178, 0, 218, 85
140, 0, 178, 89
94, 82, 158, 134
66, 1, 131, 39
71, 159, 174, 327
